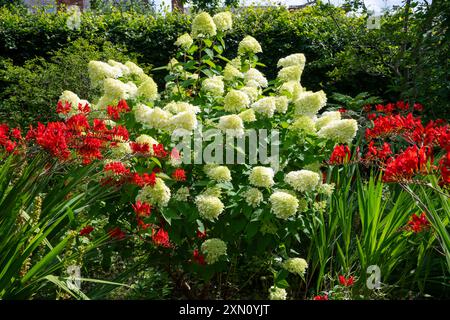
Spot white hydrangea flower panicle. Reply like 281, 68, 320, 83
223, 89, 250, 113
202, 76, 225, 97
238, 109, 257, 123
217, 114, 245, 138
174, 33, 194, 50
275, 96, 289, 114
240, 86, 260, 102
174, 186, 190, 202
108, 60, 130, 76
243, 187, 264, 207
283, 257, 308, 276
277, 65, 303, 83
164, 101, 200, 115
213, 12, 233, 32
238, 35, 262, 55
137, 77, 158, 101
277, 53, 306, 69
249, 166, 275, 188
317, 119, 358, 145
58, 90, 81, 116
136, 178, 171, 207
169, 110, 198, 132
139, 107, 172, 130
195, 195, 224, 221
223, 63, 243, 81
284, 170, 321, 193
251, 97, 277, 118
314, 111, 341, 130
244, 68, 268, 88
269, 191, 299, 219
291, 116, 316, 135
191, 12, 217, 38
279, 81, 304, 101
204, 165, 232, 183
201, 238, 227, 264
88, 60, 122, 87
294, 90, 327, 117
110, 142, 132, 159
125, 61, 145, 76
269, 286, 287, 300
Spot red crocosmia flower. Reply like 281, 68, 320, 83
329, 145, 351, 165
153, 144, 168, 158
130, 173, 144, 187
338, 275, 354, 287
365, 141, 392, 162
413, 103, 424, 112
384, 103, 395, 114
193, 249, 206, 265
152, 167, 162, 174
79, 225, 94, 236
93, 119, 107, 132
338, 108, 347, 113
439, 152, 450, 185
56, 101, 72, 114
366, 113, 422, 141
367, 113, 377, 120
142, 172, 157, 186
106, 100, 130, 120
375, 104, 385, 112
130, 172, 156, 187
363, 105, 372, 113
66, 114, 90, 132
77, 135, 104, 164
172, 168, 187, 181
152, 228, 171, 248
396, 100, 409, 111
197, 229, 207, 239
107, 105, 120, 120
11, 128, 22, 140
110, 125, 129, 141
0, 123, 9, 138
132, 201, 151, 217
109, 227, 126, 240
30, 122, 71, 160
131, 142, 150, 154
117, 99, 129, 112
313, 294, 329, 300
78, 102, 91, 114
137, 218, 152, 230
104, 161, 130, 176
383, 145, 431, 182
407, 213, 430, 233
4, 140, 16, 153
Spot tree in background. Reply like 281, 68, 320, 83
0, 0, 24, 7
90, 0, 155, 12
173, 0, 240, 13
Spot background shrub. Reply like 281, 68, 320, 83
0, 39, 134, 126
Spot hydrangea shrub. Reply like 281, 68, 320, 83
56, 11, 359, 299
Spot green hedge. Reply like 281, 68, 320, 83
0, 5, 382, 94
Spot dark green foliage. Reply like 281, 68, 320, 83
187, 0, 240, 13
